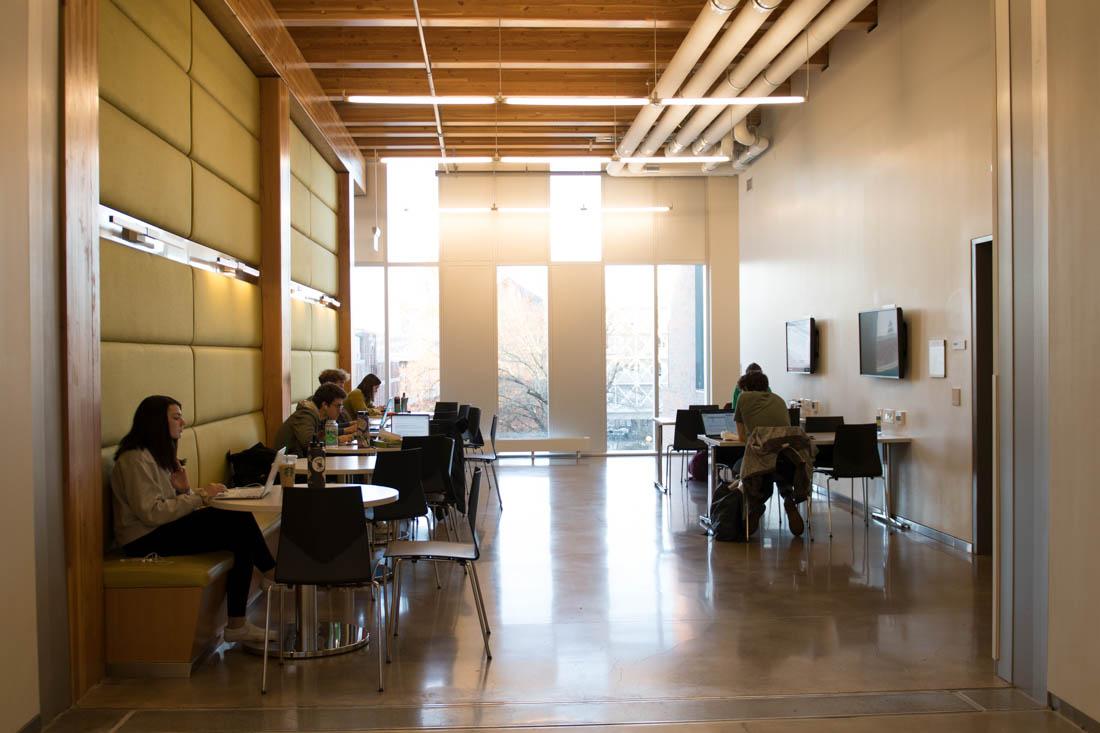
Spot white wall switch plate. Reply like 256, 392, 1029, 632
951, 388, 962, 406
952, 339, 968, 351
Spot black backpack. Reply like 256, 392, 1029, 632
710, 481, 747, 542
226, 443, 277, 487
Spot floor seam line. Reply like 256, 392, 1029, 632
953, 690, 988, 712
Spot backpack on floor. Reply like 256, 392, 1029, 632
688, 449, 708, 481
710, 481, 747, 542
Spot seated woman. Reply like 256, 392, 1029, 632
345, 373, 383, 419
111, 395, 276, 643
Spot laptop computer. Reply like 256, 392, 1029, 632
220, 447, 285, 500
701, 411, 737, 439
390, 413, 430, 437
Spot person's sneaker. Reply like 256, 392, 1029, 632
747, 505, 766, 536
784, 499, 805, 537
224, 623, 277, 644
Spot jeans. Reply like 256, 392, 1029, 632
125, 508, 276, 617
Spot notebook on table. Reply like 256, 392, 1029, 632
219, 447, 285, 500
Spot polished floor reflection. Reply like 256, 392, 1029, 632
67, 457, 1028, 731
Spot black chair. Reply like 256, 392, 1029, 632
384, 468, 491, 662
814, 424, 882, 535
667, 409, 705, 484
457, 404, 470, 423
400, 435, 460, 539
805, 415, 845, 472
689, 404, 720, 412
429, 417, 457, 436
467, 413, 501, 510
434, 401, 459, 418
262, 486, 383, 693
370, 448, 428, 525
464, 406, 483, 448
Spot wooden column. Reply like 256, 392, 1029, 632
337, 172, 353, 371
62, 0, 105, 698
260, 78, 291, 443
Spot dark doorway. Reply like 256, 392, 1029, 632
972, 236, 994, 555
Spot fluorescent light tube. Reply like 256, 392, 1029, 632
619, 155, 730, 164
603, 206, 671, 213
504, 96, 652, 107
380, 156, 495, 164
347, 95, 496, 105
659, 95, 805, 106
500, 156, 612, 164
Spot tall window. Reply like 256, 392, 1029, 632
386, 161, 439, 262
549, 162, 601, 261
497, 266, 549, 438
387, 267, 439, 412
605, 266, 655, 450
657, 265, 707, 415
350, 267, 387, 401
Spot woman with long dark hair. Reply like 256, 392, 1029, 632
111, 395, 276, 643
344, 373, 383, 417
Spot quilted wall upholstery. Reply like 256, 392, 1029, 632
289, 297, 340, 406
290, 124, 340, 296
98, 0, 261, 265
100, 242, 264, 494
98, 0, 267, 514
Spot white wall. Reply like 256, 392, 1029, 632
737, 0, 993, 540
1045, 0, 1100, 721
0, 0, 53, 727
707, 177, 739, 405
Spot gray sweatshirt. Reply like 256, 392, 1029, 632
111, 448, 205, 546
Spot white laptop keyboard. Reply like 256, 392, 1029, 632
219, 486, 269, 500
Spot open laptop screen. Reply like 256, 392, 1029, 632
701, 411, 737, 436
390, 414, 430, 437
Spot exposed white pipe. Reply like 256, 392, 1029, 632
625, 0, 780, 172
604, 0, 740, 175
733, 118, 757, 146
666, 0, 829, 157
411, 0, 447, 158
691, 0, 875, 155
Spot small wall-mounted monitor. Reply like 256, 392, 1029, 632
858, 307, 907, 379
786, 317, 818, 374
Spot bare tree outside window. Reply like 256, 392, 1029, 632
497, 267, 549, 437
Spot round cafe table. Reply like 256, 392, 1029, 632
213, 482, 397, 658
295, 454, 376, 477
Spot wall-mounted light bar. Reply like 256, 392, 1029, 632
290, 281, 342, 310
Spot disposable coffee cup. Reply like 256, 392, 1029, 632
279, 455, 297, 488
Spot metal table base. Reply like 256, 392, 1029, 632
241, 585, 370, 658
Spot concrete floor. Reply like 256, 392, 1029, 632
56, 457, 1074, 732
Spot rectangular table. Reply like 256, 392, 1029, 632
698, 432, 913, 534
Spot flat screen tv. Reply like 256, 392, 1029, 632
786, 317, 817, 374
858, 307, 906, 379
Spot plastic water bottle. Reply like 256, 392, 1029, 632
307, 440, 326, 489
324, 419, 338, 446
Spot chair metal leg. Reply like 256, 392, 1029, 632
373, 580, 384, 691
862, 478, 869, 526
390, 559, 403, 639
261, 585, 272, 694
278, 585, 286, 666
826, 481, 833, 538
468, 561, 492, 637
466, 562, 492, 659
490, 461, 503, 511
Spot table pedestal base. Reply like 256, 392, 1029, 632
241, 622, 369, 658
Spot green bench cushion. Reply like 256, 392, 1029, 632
104, 550, 234, 588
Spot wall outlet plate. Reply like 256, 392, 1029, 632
895, 410, 906, 425
883, 408, 896, 423
952, 339, 968, 351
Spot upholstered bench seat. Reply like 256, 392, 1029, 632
104, 510, 280, 678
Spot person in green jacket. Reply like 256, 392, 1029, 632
731, 362, 766, 410
275, 383, 348, 456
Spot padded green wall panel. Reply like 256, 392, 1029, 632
291, 350, 312, 404
100, 100, 192, 237
191, 162, 261, 264
109, 0, 191, 71
193, 347, 262, 424
290, 298, 312, 350
310, 303, 339, 352
191, 83, 260, 201
100, 240, 194, 345
190, 3, 260, 136
291, 229, 312, 286
310, 147, 339, 210
192, 267, 262, 347
193, 412, 264, 487
99, 0, 191, 154
291, 177, 311, 236
311, 243, 339, 296
310, 194, 337, 252
101, 342, 195, 446
311, 352, 338, 385
290, 125, 311, 183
